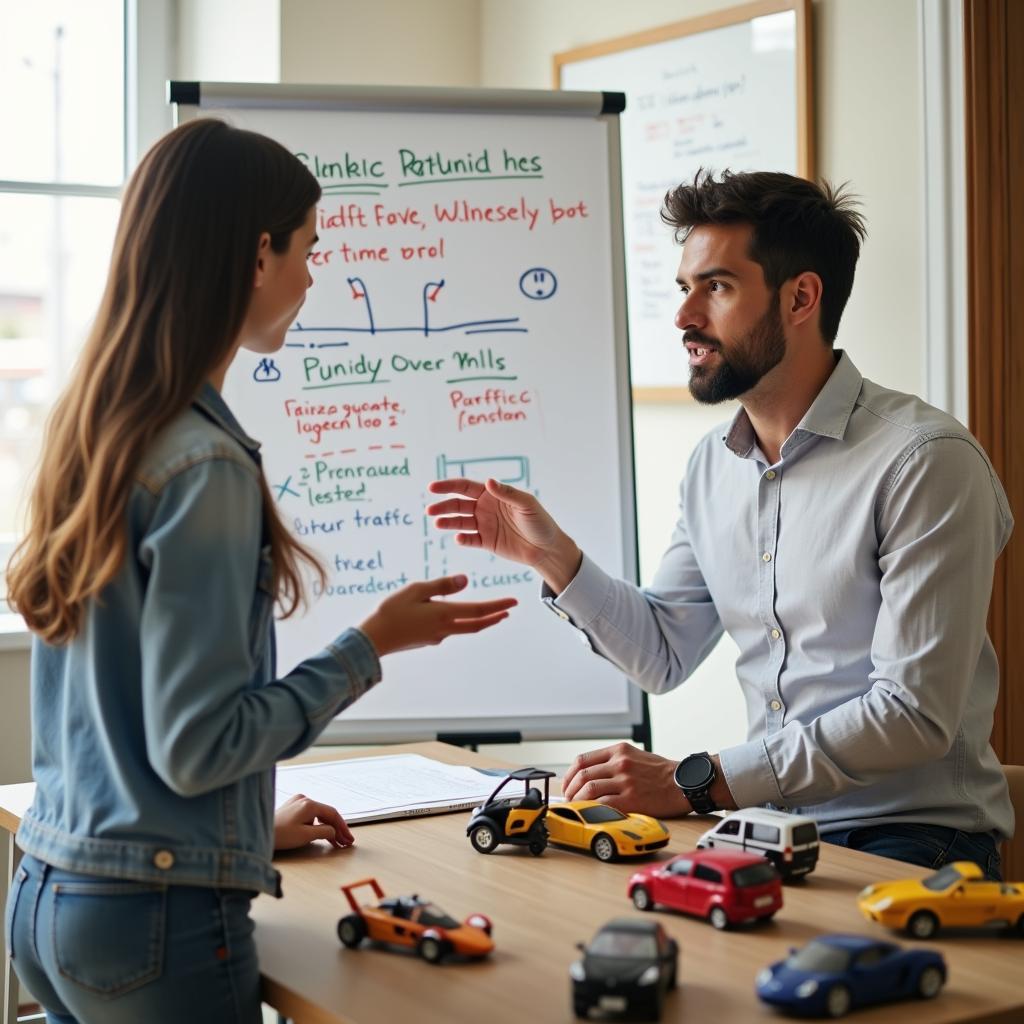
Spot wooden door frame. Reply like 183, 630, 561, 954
964, 0, 1023, 765
964, 0, 1023, 883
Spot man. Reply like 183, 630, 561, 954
427, 170, 1013, 876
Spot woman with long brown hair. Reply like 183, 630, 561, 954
4, 118, 516, 1024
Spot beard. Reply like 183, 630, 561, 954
686, 294, 786, 404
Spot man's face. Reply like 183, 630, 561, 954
673, 223, 786, 404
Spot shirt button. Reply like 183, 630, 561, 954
556, 609, 569, 621
153, 850, 175, 870
770, 700, 782, 712
765, 470, 777, 480
762, 552, 772, 562
771, 628, 781, 640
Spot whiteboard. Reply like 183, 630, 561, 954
558, 2, 812, 397
172, 83, 645, 744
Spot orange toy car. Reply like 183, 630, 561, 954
337, 878, 495, 963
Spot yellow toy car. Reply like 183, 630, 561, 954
858, 861, 1024, 938
547, 801, 670, 862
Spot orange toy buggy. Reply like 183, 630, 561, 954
337, 878, 495, 964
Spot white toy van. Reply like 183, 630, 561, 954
695, 808, 819, 881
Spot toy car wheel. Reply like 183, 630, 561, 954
470, 823, 498, 854
572, 996, 590, 1019
708, 905, 730, 930
825, 983, 851, 1018
337, 914, 367, 949
916, 965, 944, 999
1016, 913, 1024, 936
907, 910, 939, 939
528, 837, 547, 856
418, 935, 451, 964
591, 834, 616, 862
631, 885, 653, 911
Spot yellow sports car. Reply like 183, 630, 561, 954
546, 801, 670, 861
858, 861, 1024, 938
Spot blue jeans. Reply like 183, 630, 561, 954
821, 822, 1003, 880
5, 854, 261, 1024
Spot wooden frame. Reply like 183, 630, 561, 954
554, 0, 813, 402
963, 0, 1024, 878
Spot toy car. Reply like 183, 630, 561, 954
547, 801, 670, 861
467, 767, 555, 856
755, 934, 946, 1018
628, 848, 782, 929
336, 878, 494, 963
857, 860, 1024, 938
696, 807, 819, 881
570, 917, 678, 1021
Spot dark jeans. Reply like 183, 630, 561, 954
821, 822, 1003, 880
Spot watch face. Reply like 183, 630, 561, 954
677, 755, 714, 790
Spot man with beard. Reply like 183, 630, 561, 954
427, 170, 1013, 877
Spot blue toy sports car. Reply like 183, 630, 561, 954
755, 934, 945, 1018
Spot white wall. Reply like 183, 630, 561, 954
177, 0, 281, 81
280, 0, 480, 87
0, 0, 926, 782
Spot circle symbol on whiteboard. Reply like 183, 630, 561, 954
519, 267, 558, 300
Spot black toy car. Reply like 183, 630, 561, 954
570, 917, 678, 1020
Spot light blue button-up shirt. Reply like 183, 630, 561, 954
550, 352, 1014, 839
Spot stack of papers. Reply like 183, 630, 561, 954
275, 752, 508, 824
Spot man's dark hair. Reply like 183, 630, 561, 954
662, 169, 867, 344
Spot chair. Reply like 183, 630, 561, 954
1002, 765, 1024, 880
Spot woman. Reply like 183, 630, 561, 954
4, 118, 516, 1024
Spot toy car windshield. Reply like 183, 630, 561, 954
733, 863, 779, 887
588, 931, 659, 959
921, 864, 966, 891
578, 806, 629, 824
416, 905, 460, 929
787, 942, 851, 973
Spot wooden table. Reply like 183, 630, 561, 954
3, 743, 1023, 1023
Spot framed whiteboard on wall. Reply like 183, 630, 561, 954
555, 0, 814, 401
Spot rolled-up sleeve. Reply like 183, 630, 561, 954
720, 435, 1013, 808
138, 456, 381, 797
544, 476, 724, 695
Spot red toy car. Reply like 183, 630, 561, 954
628, 849, 782, 930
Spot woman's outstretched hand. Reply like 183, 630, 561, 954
426, 478, 582, 592
358, 573, 517, 658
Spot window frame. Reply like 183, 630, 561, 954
0, 0, 174, 650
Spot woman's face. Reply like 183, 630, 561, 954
239, 206, 317, 355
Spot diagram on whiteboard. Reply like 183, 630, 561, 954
285, 273, 543, 345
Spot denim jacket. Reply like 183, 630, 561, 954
17, 384, 381, 896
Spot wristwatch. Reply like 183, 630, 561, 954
673, 751, 718, 814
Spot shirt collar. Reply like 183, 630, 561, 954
721, 350, 863, 458
192, 381, 262, 455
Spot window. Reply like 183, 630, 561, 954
747, 823, 780, 844
693, 864, 723, 884
578, 805, 628, 824
0, 2, 171, 619
668, 859, 692, 876
715, 818, 741, 836
732, 863, 777, 888
792, 823, 819, 845
551, 807, 581, 821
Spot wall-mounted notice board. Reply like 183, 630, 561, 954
171, 82, 649, 747
555, 0, 813, 401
